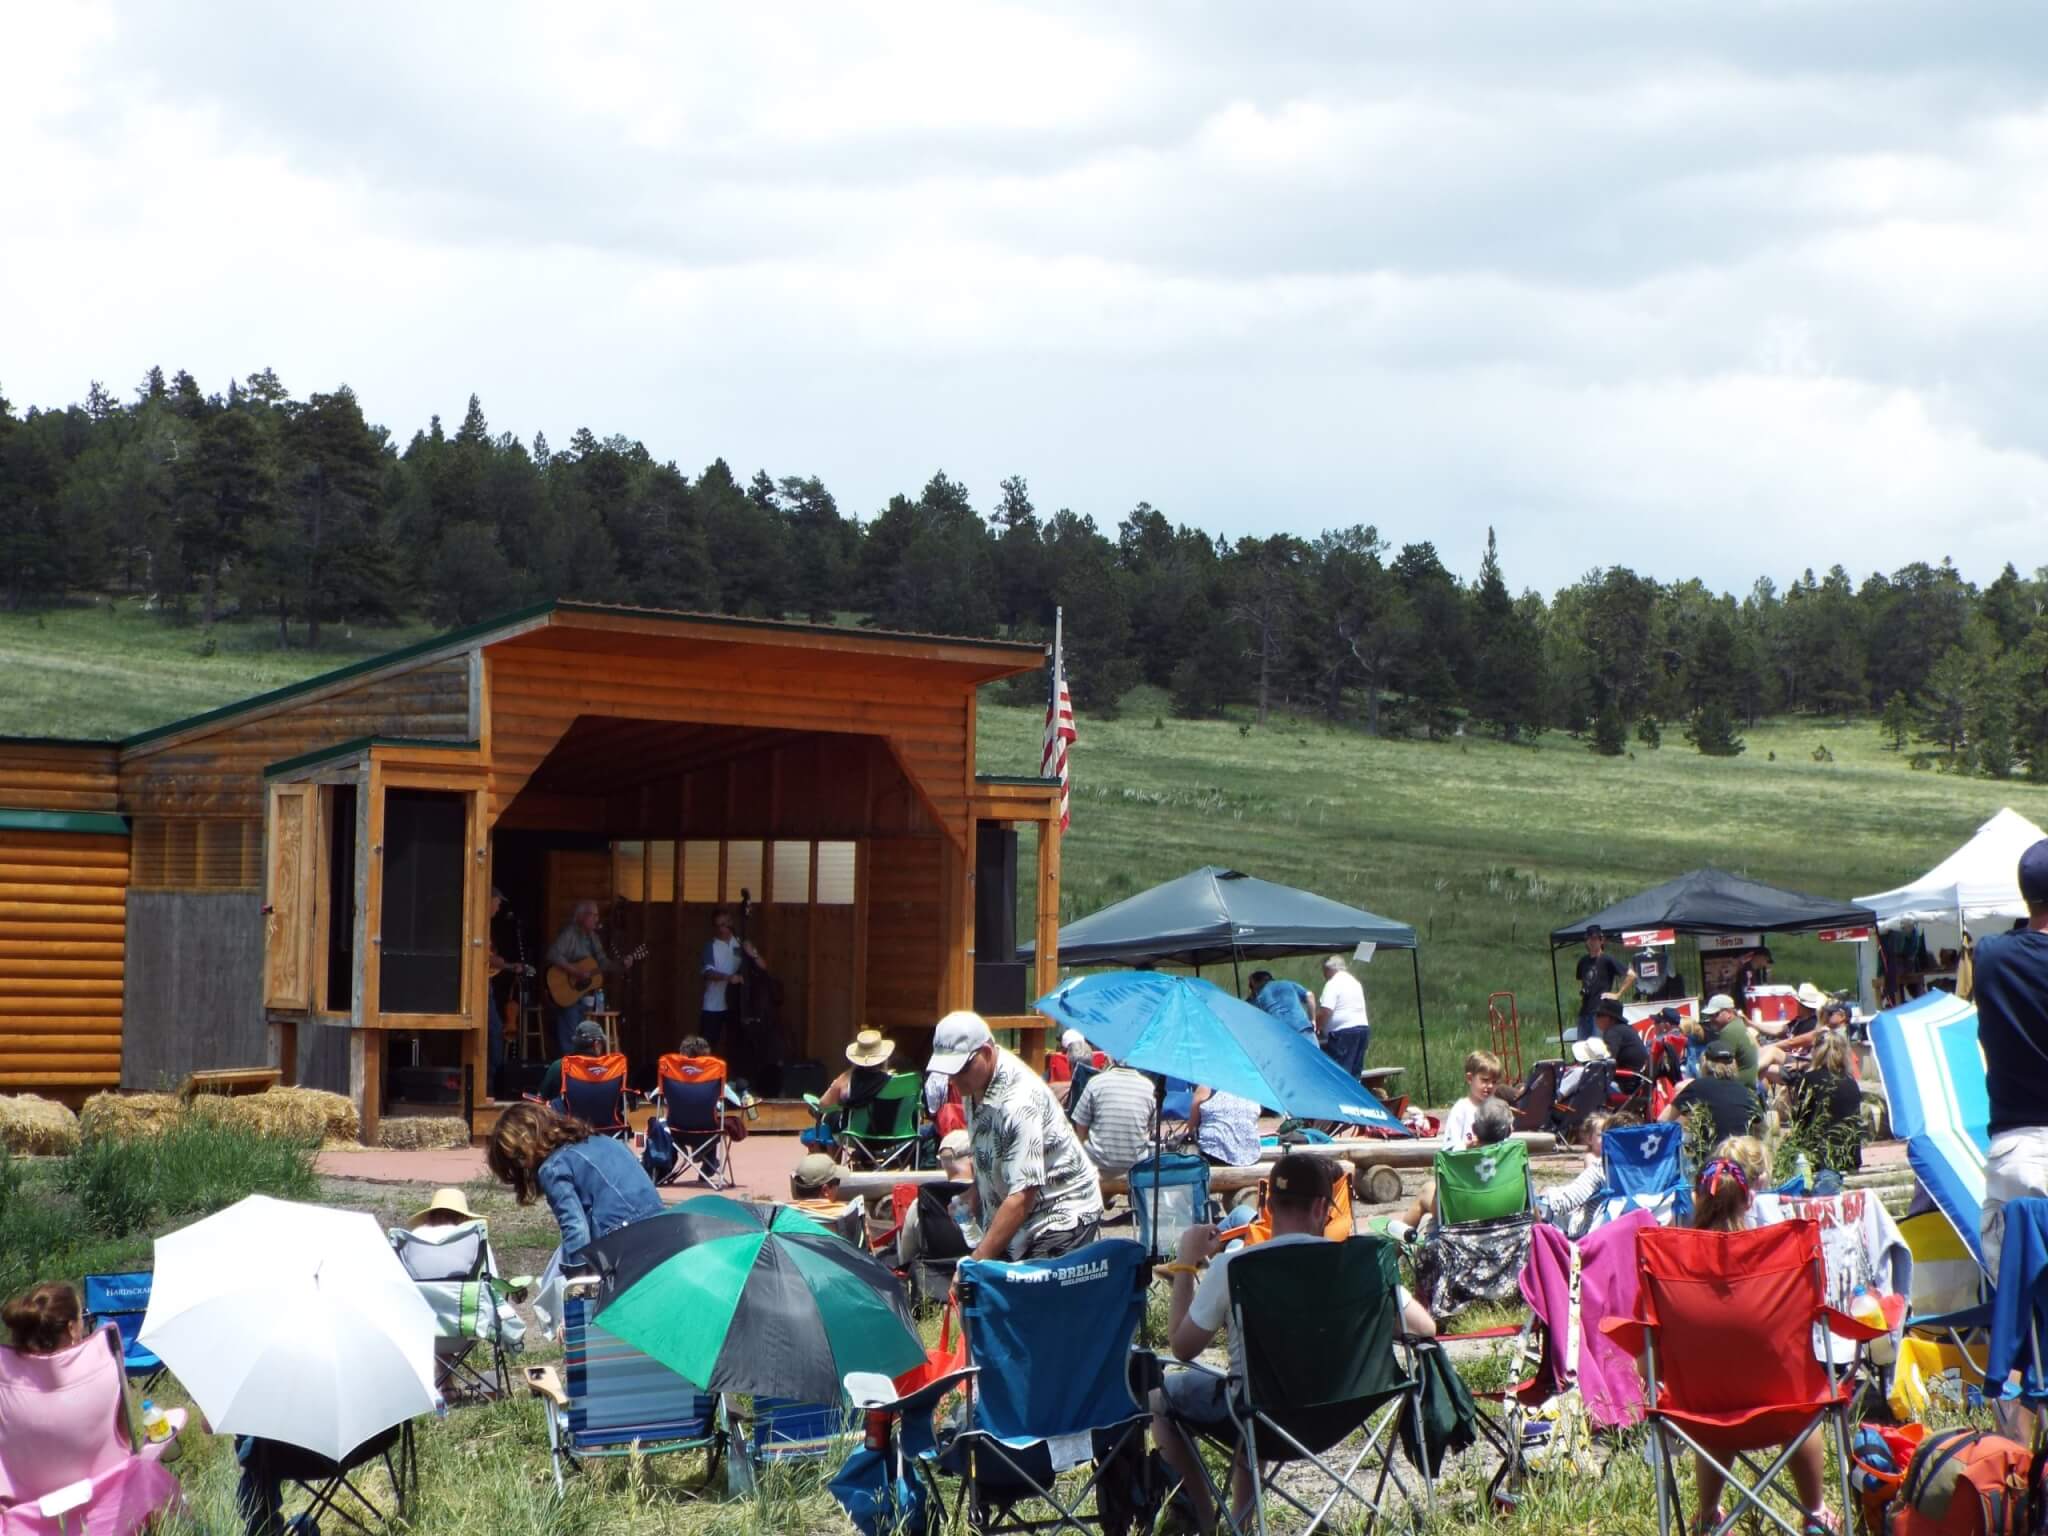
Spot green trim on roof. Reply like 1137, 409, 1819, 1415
975, 773, 1064, 788
0, 734, 121, 749
550, 600, 1045, 659
0, 808, 129, 836
120, 603, 551, 750
264, 737, 480, 780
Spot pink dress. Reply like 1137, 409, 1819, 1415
0, 1325, 183, 1536
1518, 1207, 1658, 1428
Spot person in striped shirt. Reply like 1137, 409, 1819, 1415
1071, 1062, 1159, 1176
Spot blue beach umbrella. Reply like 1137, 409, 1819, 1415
1035, 971, 1409, 1135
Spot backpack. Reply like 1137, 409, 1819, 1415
1890, 1428, 2031, 1536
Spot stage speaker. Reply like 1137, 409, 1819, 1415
394, 1064, 465, 1105
781, 1060, 829, 1099
975, 822, 1019, 963
975, 961, 1028, 1017
495, 1059, 546, 1101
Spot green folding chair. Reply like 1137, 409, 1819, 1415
840, 1071, 925, 1171
1417, 1139, 1536, 1316
1432, 1139, 1532, 1227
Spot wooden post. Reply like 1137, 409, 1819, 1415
351, 1028, 384, 1146
1035, 810, 1060, 1001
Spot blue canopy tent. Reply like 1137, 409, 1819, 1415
1019, 865, 1431, 1100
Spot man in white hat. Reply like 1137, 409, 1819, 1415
1317, 955, 1372, 1080
817, 1029, 897, 1125
927, 1010, 1103, 1262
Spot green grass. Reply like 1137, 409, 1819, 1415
0, 599, 436, 739
979, 700, 2048, 1102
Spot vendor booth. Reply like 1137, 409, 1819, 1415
1859, 807, 2048, 1008
1549, 867, 1876, 1051
1020, 865, 1432, 1098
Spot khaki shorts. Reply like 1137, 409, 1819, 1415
1160, 1368, 1236, 1436
1981, 1127, 2048, 1280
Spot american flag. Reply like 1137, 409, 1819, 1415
1041, 616, 1076, 830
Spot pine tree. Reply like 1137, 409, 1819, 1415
1685, 702, 1746, 756
1879, 691, 1911, 751
1591, 699, 1626, 755
1636, 715, 1662, 749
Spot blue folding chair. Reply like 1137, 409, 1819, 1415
81, 1271, 164, 1390
728, 1396, 857, 1491
1159, 1077, 1195, 1143
1127, 1153, 1212, 1260
524, 1287, 725, 1496
1906, 1196, 2048, 1408
1567, 1123, 1691, 1234
942, 1238, 1157, 1535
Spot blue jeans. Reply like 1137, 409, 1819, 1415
1322, 1027, 1370, 1081
1574, 1013, 1599, 1042
555, 994, 596, 1055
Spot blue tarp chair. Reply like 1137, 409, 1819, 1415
524, 1287, 724, 1496
728, 1396, 857, 1491
943, 1238, 1157, 1534
1906, 1196, 2048, 1408
837, 1363, 981, 1536
1159, 1078, 1195, 1142
1567, 1123, 1691, 1235
1871, 991, 1990, 1268
81, 1271, 164, 1389
1128, 1153, 1212, 1260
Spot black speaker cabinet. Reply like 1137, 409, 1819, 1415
974, 961, 1029, 1018
394, 1064, 465, 1105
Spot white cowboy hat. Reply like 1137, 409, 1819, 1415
1571, 1038, 1612, 1063
1795, 982, 1829, 1011
845, 1029, 894, 1068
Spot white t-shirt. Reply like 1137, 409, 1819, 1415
1320, 969, 1369, 1033
702, 937, 741, 1012
1187, 1234, 1415, 1374
1439, 1095, 1481, 1150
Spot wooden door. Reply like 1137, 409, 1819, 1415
263, 783, 319, 1010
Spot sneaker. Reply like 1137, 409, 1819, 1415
1802, 1511, 1841, 1536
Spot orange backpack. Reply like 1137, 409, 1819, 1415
1889, 1429, 2031, 1536
1243, 1168, 1354, 1246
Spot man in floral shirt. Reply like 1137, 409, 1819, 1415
926, 1010, 1104, 1261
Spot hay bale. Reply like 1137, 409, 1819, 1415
0, 1094, 81, 1155
216, 1087, 360, 1147
77, 1092, 185, 1141
375, 1116, 471, 1152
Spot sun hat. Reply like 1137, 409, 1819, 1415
1594, 996, 1627, 1021
845, 1029, 894, 1068
792, 1153, 843, 1193
1705, 993, 1736, 1016
408, 1186, 481, 1229
1572, 1037, 1612, 1063
1796, 982, 1829, 1011
926, 1011, 995, 1075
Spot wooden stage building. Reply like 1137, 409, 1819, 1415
0, 603, 1063, 1139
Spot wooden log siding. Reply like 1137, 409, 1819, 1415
0, 744, 121, 813
485, 643, 974, 847
117, 659, 470, 819
0, 829, 129, 1089
865, 836, 946, 1035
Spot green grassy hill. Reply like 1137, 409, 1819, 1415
10, 602, 2042, 1104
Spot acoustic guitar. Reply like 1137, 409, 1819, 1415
545, 944, 648, 1008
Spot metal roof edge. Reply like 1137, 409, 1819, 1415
0, 807, 130, 836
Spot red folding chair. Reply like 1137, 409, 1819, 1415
555, 1052, 632, 1137
1603, 1219, 1887, 1536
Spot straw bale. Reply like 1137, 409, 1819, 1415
215, 1087, 360, 1147
0, 1094, 81, 1155
77, 1091, 185, 1141
375, 1116, 471, 1151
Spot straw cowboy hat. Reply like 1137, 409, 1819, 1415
408, 1186, 480, 1229
1796, 982, 1830, 1012
845, 1029, 894, 1068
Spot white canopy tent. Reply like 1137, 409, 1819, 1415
1859, 807, 2048, 928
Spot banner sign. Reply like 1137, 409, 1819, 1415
1701, 932, 1763, 951
1622, 928, 1676, 948
1818, 926, 1873, 943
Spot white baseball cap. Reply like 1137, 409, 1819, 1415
1705, 993, 1736, 1015
1323, 954, 1346, 972
926, 1010, 995, 1076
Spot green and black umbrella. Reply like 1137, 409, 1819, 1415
584, 1195, 925, 1405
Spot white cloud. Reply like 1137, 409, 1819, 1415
3, 0, 2047, 593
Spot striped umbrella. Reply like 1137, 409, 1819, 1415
583, 1196, 923, 1404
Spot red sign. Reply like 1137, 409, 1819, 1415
1621, 928, 1676, 947
1818, 927, 1873, 943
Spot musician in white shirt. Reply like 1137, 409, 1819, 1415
699, 906, 762, 1053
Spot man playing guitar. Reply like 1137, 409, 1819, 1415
546, 900, 627, 1054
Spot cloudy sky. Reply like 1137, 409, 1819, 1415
5, 2, 2046, 593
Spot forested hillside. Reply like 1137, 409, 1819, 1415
2, 367, 2043, 776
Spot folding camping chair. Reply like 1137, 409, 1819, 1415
726, 1396, 859, 1493
1127, 1152, 1213, 1261
839, 1071, 925, 1171
654, 1051, 736, 1188
241, 1424, 420, 1536
1063, 1059, 1101, 1118
554, 1051, 632, 1137
1603, 1218, 1887, 1536
1414, 1139, 1535, 1315
81, 1270, 165, 1391
1899, 1195, 2048, 1421
388, 1219, 522, 1402
941, 1237, 1158, 1536
1158, 1078, 1195, 1144
524, 1284, 725, 1496
1162, 1236, 1429, 1536
1564, 1122, 1691, 1236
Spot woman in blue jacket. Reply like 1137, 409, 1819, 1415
486, 1101, 664, 1265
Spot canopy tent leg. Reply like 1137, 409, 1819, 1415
1230, 950, 1242, 997
1549, 944, 1566, 1058
1410, 947, 1431, 1107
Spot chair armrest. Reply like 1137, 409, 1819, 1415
1599, 1312, 1650, 1358
1907, 1301, 1992, 1334
1820, 1306, 1888, 1344
525, 1365, 569, 1408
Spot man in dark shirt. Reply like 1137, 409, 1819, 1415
1595, 996, 1650, 1075
1974, 839, 2048, 1277
1574, 926, 1636, 1042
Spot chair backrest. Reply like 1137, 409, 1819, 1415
1128, 1153, 1211, 1256
1159, 1077, 1195, 1122
659, 1053, 728, 1134
0, 1324, 131, 1505
1227, 1236, 1410, 1451
1633, 1219, 1835, 1420
81, 1271, 159, 1375
1434, 1139, 1532, 1226
390, 1220, 490, 1282
1064, 1060, 1101, 1116
956, 1238, 1149, 1441
1245, 1168, 1353, 1246
749, 1396, 852, 1458
1601, 1123, 1687, 1200
1987, 1197, 2048, 1399
559, 1293, 717, 1449
561, 1053, 630, 1128
846, 1073, 922, 1142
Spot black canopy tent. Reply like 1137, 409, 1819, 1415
1546, 866, 1876, 1051
1019, 865, 1433, 1099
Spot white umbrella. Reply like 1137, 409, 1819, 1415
140, 1194, 438, 1460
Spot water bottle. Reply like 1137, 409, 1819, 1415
1793, 1151, 1813, 1191
1850, 1284, 1896, 1365
141, 1399, 171, 1443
